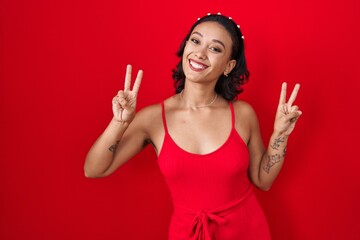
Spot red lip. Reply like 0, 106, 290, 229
188, 59, 208, 72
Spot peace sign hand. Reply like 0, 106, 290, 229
273, 82, 302, 136
112, 65, 143, 123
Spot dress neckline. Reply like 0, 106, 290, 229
164, 128, 237, 157
159, 101, 247, 157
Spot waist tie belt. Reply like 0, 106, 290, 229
173, 186, 254, 240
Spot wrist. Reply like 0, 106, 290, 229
111, 117, 130, 127
272, 129, 290, 139
270, 132, 289, 146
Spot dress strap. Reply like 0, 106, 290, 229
161, 102, 169, 133
229, 101, 235, 128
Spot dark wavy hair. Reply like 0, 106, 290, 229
172, 14, 250, 101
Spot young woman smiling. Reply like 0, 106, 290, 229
85, 13, 302, 240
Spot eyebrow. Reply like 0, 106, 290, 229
192, 32, 226, 49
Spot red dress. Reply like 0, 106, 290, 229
158, 102, 271, 240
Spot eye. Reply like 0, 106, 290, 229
209, 47, 222, 53
190, 38, 200, 44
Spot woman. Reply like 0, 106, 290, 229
85, 13, 302, 240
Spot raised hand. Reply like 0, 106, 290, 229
112, 65, 143, 123
273, 82, 302, 136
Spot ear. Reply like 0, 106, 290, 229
224, 60, 236, 76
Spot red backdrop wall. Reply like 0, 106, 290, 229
1, 0, 359, 239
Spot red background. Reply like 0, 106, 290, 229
1, 0, 359, 239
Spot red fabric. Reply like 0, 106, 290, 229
158, 102, 271, 240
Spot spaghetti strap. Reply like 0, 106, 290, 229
229, 102, 235, 128
161, 102, 169, 133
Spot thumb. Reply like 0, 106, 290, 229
285, 111, 302, 122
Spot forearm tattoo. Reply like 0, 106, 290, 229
271, 136, 285, 150
263, 154, 282, 174
108, 140, 120, 155
282, 147, 287, 158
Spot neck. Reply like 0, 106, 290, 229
180, 88, 218, 108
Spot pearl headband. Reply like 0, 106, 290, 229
197, 12, 245, 39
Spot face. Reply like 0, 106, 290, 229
182, 21, 236, 84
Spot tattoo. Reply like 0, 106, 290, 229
108, 140, 120, 154
262, 154, 282, 174
271, 136, 285, 150
282, 147, 287, 158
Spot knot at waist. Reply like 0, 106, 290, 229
191, 210, 225, 240
173, 186, 253, 240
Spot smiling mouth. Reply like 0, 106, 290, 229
189, 59, 208, 71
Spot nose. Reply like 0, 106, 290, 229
195, 45, 207, 60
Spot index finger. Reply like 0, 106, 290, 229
132, 70, 143, 94
287, 84, 300, 106
279, 82, 287, 105
124, 64, 132, 91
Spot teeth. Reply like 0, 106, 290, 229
190, 60, 206, 70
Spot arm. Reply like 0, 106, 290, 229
248, 83, 302, 191
84, 65, 145, 178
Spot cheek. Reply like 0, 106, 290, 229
182, 54, 188, 67
210, 56, 227, 70
183, 43, 192, 56
182, 45, 192, 64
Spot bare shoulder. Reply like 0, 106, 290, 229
232, 100, 258, 120
135, 94, 178, 124
137, 94, 177, 116
232, 100, 260, 144
133, 99, 174, 150
137, 103, 162, 118
134, 103, 163, 128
